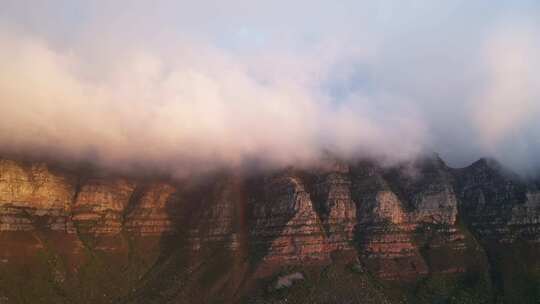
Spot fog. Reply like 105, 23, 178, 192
0, 1, 539, 176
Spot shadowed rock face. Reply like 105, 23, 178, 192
312, 164, 357, 253
250, 172, 327, 265
454, 158, 540, 242
0, 156, 539, 303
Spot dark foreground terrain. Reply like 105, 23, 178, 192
0, 155, 539, 303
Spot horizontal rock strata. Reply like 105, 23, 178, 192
0, 155, 539, 283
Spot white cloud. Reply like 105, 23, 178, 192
0, 1, 539, 175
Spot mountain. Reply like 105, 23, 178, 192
0, 156, 539, 303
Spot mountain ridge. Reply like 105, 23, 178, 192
0, 155, 539, 303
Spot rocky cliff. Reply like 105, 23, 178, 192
0, 156, 539, 303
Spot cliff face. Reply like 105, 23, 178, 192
250, 173, 328, 265
455, 158, 540, 242
352, 157, 470, 280
0, 159, 76, 233
73, 178, 135, 235
0, 156, 539, 303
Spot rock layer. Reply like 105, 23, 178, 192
0, 159, 76, 232
455, 158, 540, 243
72, 178, 135, 235
352, 157, 468, 279
0, 156, 540, 303
250, 172, 328, 264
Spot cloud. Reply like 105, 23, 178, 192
0, 31, 427, 176
473, 22, 540, 170
0, 1, 539, 176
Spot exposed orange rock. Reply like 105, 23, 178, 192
72, 178, 136, 235
1, 155, 539, 291
0, 159, 76, 232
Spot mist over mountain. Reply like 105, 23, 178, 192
2, 2, 540, 303
1, 1, 539, 177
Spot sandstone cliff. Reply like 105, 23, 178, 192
0, 156, 539, 303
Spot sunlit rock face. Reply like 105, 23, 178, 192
1, 156, 540, 303
351, 156, 468, 279
249, 162, 359, 273
72, 178, 136, 235
0, 155, 537, 264
0, 159, 76, 232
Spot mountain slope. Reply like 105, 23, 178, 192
0, 156, 539, 303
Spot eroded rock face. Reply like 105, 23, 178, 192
249, 163, 363, 270
250, 172, 327, 264
455, 158, 540, 243
312, 166, 357, 253
123, 182, 180, 235
72, 178, 136, 235
352, 156, 467, 279
0, 159, 76, 232
1, 155, 540, 303
188, 176, 245, 251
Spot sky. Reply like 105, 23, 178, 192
0, 1, 539, 176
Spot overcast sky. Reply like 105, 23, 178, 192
0, 1, 539, 176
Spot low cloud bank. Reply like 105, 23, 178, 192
0, 2, 539, 176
